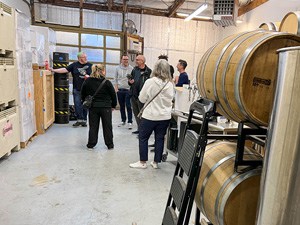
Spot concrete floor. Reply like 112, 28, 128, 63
0, 111, 183, 225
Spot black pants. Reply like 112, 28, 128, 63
131, 97, 143, 128
88, 107, 113, 148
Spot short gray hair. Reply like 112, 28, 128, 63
77, 51, 86, 58
151, 59, 171, 82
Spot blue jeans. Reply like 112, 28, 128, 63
73, 89, 87, 121
139, 118, 170, 162
117, 89, 133, 123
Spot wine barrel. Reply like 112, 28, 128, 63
259, 22, 280, 31
197, 30, 300, 125
279, 11, 300, 35
195, 142, 262, 225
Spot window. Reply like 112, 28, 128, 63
55, 30, 122, 71
81, 34, 103, 47
81, 48, 104, 62
56, 31, 78, 45
55, 46, 79, 61
106, 36, 120, 49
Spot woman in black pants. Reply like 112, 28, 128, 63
81, 64, 117, 150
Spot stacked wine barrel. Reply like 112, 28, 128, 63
53, 52, 70, 124
197, 30, 300, 126
195, 11, 300, 225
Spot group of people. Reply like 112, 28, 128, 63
51, 51, 190, 169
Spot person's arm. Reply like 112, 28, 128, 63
80, 80, 87, 102
114, 67, 119, 92
138, 80, 151, 104
50, 67, 68, 73
174, 75, 179, 85
108, 81, 117, 108
128, 69, 135, 85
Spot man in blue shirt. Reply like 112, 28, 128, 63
175, 59, 189, 87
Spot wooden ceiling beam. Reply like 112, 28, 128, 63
167, 0, 185, 17
238, 0, 269, 16
43, 1, 168, 17
107, 0, 113, 11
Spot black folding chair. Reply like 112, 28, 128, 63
162, 98, 216, 225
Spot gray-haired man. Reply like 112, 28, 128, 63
51, 52, 92, 127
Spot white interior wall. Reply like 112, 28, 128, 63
221, 0, 300, 38
132, 14, 222, 81
1, 0, 30, 18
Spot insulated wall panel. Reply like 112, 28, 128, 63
34, 3, 79, 26
83, 10, 122, 31
168, 18, 197, 52
141, 15, 170, 49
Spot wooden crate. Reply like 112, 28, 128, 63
0, 2, 15, 52
0, 106, 20, 158
33, 70, 54, 134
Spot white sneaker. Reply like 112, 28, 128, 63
128, 123, 133, 130
150, 161, 158, 169
129, 161, 147, 169
118, 122, 125, 127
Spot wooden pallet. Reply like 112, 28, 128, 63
0, 144, 20, 159
20, 131, 37, 149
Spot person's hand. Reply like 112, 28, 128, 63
84, 75, 90, 80
111, 108, 115, 111
129, 79, 135, 84
174, 76, 179, 84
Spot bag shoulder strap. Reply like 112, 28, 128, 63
139, 81, 169, 114
93, 79, 107, 97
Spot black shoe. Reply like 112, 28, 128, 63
132, 130, 139, 134
148, 143, 155, 147
81, 122, 87, 127
150, 148, 155, 152
108, 145, 114, 150
86, 144, 94, 150
73, 121, 81, 127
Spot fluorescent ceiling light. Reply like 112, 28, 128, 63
184, 3, 208, 22
177, 13, 211, 21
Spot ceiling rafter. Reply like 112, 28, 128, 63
107, 0, 113, 11
167, 0, 185, 17
36, 0, 213, 22
44, 0, 168, 17
238, 0, 269, 16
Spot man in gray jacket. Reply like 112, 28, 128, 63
114, 54, 134, 129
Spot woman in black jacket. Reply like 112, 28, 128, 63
81, 64, 117, 150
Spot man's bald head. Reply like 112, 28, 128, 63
135, 55, 146, 68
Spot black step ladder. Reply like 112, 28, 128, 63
162, 98, 216, 225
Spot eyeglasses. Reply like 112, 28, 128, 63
122, 58, 129, 60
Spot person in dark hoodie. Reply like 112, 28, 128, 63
81, 64, 117, 150
128, 54, 152, 134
